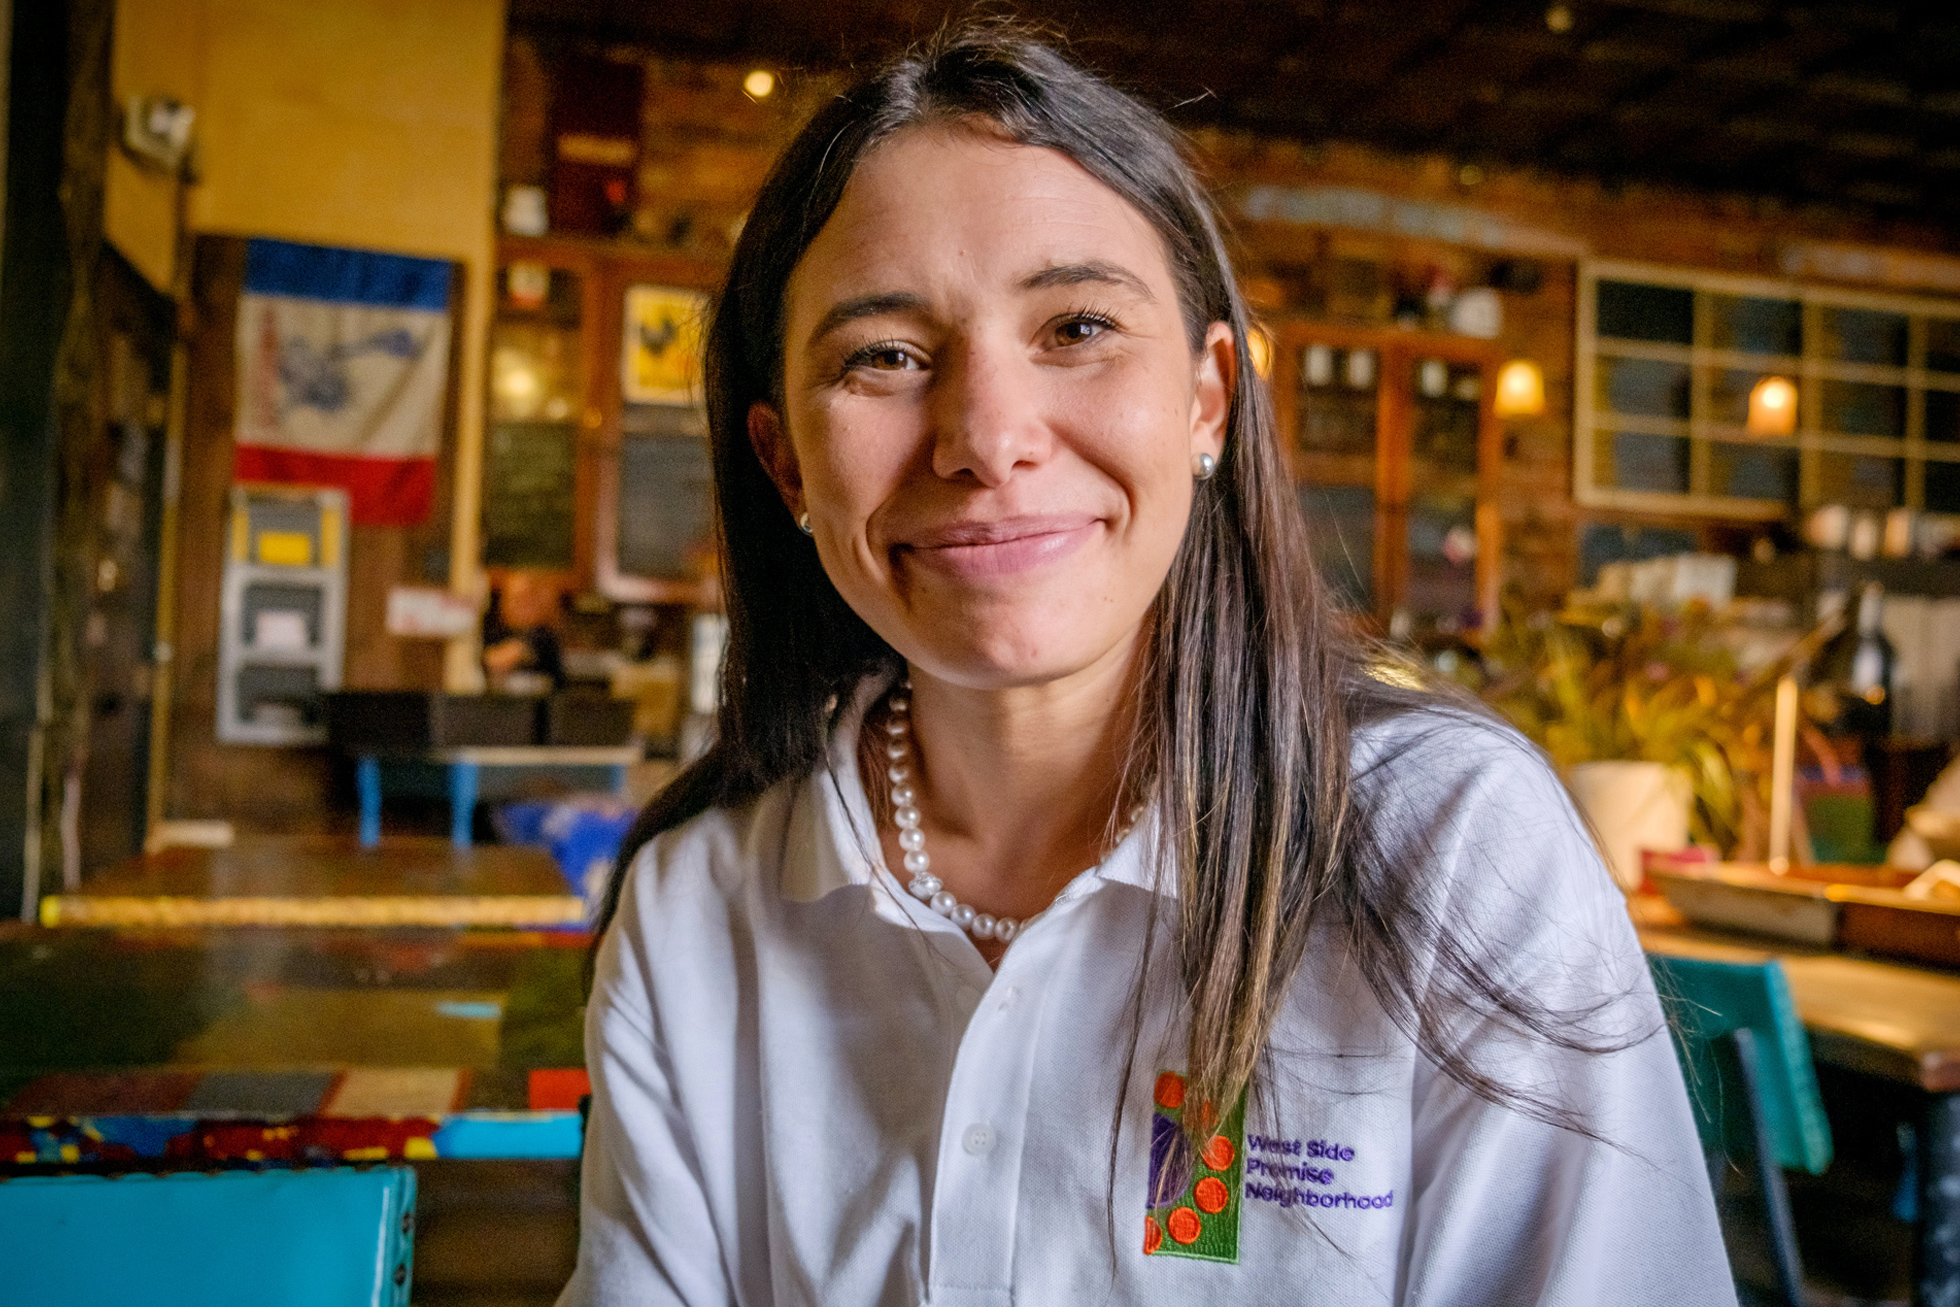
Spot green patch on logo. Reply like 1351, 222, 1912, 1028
1143, 1070, 1244, 1264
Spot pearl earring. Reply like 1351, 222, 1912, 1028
1193, 452, 1217, 481
797, 512, 814, 535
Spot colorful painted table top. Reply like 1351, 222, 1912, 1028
0, 923, 593, 1170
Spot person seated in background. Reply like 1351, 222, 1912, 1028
483, 570, 566, 694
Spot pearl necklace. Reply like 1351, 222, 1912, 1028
879, 684, 1140, 944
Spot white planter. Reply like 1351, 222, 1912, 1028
1568, 761, 1692, 893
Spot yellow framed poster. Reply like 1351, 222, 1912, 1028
621, 285, 708, 406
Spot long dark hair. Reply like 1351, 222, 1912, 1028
599, 23, 1627, 1147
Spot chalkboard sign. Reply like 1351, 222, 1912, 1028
618, 432, 712, 579
483, 419, 576, 569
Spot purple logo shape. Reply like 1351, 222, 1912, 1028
1149, 1112, 1192, 1207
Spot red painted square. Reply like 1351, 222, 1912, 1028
528, 1068, 591, 1109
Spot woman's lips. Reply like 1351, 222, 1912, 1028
896, 514, 1100, 579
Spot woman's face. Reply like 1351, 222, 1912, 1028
752, 125, 1233, 691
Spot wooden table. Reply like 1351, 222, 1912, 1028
356, 745, 642, 848
1639, 905, 1960, 1306
38, 837, 584, 928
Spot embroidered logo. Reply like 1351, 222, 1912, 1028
1143, 1071, 1244, 1263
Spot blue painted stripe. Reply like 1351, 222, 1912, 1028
432, 1111, 584, 1159
243, 238, 452, 310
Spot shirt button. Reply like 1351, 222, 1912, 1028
997, 986, 1020, 1012
962, 1123, 996, 1156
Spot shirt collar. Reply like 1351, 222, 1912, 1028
779, 674, 1175, 904
780, 675, 889, 904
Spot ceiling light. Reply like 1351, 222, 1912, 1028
1747, 376, 1797, 436
1493, 359, 1546, 418
744, 69, 776, 99
1545, 5, 1574, 33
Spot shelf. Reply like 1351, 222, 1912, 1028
1736, 552, 1960, 601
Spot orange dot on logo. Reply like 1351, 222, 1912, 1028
1194, 1175, 1230, 1214
1143, 1216, 1163, 1255
1201, 1133, 1235, 1171
1167, 1206, 1203, 1244
1153, 1072, 1186, 1110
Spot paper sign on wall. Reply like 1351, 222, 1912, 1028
386, 586, 479, 639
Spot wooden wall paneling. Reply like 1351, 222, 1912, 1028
1373, 345, 1411, 632
164, 235, 457, 835
581, 243, 618, 591
1474, 360, 1504, 631
168, 236, 333, 831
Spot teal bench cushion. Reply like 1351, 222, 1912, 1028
0, 1166, 415, 1307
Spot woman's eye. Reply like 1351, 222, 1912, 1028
1055, 315, 1113, 345
850, 344, 918, 372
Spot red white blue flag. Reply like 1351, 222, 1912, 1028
233, 239, 453, 526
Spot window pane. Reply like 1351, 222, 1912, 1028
1600, 430, 1690, 493
1928, 389, 1960, 443
1596, 280, 1693, 344
1709, 369, 1798, 427
1927, 459, 1960, 514
1820, 307, 1907, 366
1597, 356, 1690, 418
1297, 346, 1376, 456
1406, 493, 1478, 634
1820, 379, 1905, 437
1710, 295, 1800, 356
1710, 441, 1797, 505
1411, 358, 1480, 475
1927, 320, 1960, 373
490, 320, 583, 423
1818, 452, 1902, 511
1299, 484, 1373, 610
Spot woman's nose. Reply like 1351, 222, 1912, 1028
929, 339, 1051, 487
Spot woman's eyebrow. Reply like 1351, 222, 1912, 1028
810, 291, 930, 345
1020, 260, 1155, 300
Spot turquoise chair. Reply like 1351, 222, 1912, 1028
1648, 953, 1832, 1307
0, 1166, 416, 1307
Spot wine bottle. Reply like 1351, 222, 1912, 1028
1814, 581, 1896, 738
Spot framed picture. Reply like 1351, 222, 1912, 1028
620, 284, 707, 405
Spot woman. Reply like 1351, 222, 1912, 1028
562, 27, 1732, 1307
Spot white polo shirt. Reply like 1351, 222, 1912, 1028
560, 688, 1735, 1307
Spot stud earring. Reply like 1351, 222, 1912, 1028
797, 511, 814, 535
1193, 452, 1217, 481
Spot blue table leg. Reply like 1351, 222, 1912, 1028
357, 756, 382, 849
450, 761, 480, 848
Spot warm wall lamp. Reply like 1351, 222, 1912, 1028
744, 69, 776, 98
1747, 376, 1798, 436
1247, 324, 1274, 380
1493, 359, 1545, 418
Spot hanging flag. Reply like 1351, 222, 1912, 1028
232, 238, 453, 526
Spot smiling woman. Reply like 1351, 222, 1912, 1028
562, 24, 1733, 1307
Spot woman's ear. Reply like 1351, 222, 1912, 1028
1189, 321, 1235, 464
747, 401, 803, 513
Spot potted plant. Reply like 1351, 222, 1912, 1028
1465, 600, 1826, 890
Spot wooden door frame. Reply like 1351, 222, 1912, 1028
1269, 320, 1503, 633
494, 235, 719, 605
